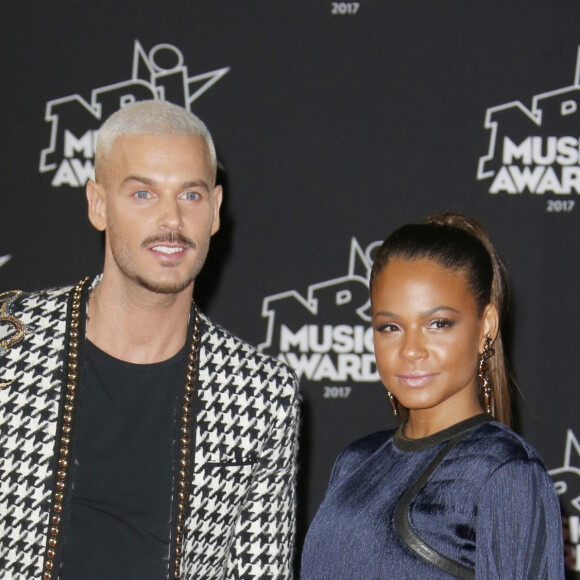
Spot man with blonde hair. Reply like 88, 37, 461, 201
0, 100, 299, 579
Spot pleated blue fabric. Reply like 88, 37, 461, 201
301, 415, 564, 579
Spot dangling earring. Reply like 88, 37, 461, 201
478, 335, 495, 415
387, 391, 398, 417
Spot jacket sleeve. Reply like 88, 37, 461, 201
476, 457, 565, 579
224, 370, 300, 579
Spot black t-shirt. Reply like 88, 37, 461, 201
59, 340, 186, 580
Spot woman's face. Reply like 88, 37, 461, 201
371, 258, 497, 420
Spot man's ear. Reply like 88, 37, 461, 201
86, 180, 107, 232
210, 185, 223, 236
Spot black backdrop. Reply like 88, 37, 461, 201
2, 1, 580, 574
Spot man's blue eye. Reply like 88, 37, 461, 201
135, 190, 149, 199
184, 192, 198, 201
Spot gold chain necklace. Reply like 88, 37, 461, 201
42, 277, 200, 579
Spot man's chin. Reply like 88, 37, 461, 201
135, 275, 195, 295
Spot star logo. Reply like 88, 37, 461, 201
477, 45, 580, 198
549, 429, 580, 513
259, 238, 382, 385
39, 40, 229, 187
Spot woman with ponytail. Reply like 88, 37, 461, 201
301, 213, 563, 579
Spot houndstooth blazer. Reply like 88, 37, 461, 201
0, 278, 299, 579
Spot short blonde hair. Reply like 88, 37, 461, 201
95, 100, 217, 183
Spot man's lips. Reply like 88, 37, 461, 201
395, 372, 438, 387
142, 234, 196, 257
151, 245, 186, 255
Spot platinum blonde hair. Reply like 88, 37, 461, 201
95, 100, 217, 184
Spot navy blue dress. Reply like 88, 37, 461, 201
301, 414, 564, 579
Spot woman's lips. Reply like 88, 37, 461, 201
396, 372, 437, 387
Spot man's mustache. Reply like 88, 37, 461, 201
141, 233, 196, 249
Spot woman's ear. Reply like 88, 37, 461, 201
480, 303, 499, 350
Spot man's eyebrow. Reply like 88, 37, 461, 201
122, 176, 211, 191
122, 175, 156, 187
182, 180, 211, 191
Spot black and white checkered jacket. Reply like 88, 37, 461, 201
0, 279, 299, 579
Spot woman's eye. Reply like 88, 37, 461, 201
375, 322, 400, 333
430, 319, 454, 329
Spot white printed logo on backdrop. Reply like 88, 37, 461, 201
39, 40, 229, 188
259, 238, 381, 399
477, 45, 580, 212
549, 429, 580, 571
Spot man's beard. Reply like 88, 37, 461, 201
110, 230, 208, 295
132, 271, 196, 295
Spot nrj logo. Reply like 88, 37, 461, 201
39, 40, 229, 188
477, 46, 580, 196
259, 238, 381, 385
549, 429, 580, 571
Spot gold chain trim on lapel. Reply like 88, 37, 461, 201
43, 278, 88, 580
41, 277, 200, 579
173, 307, 200, 578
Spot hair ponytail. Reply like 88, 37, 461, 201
425, 213, 512, 426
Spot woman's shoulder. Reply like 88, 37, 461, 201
345, 428, 398, 457
328, 429, 397, 484
462, 420, 548, 469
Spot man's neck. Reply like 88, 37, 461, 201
85, 275, 193, 364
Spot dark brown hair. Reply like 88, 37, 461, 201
370, 212, 512, 426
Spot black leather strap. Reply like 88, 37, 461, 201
394, 418, 491, 579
